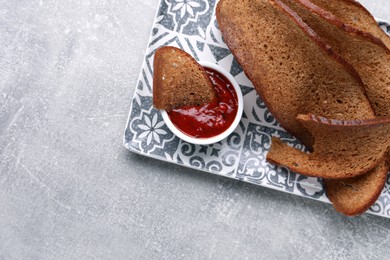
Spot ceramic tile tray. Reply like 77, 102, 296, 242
124, 0, 390, 218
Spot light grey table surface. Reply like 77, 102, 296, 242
1, 0, 390, 259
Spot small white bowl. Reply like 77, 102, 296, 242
161, 61, 243, 145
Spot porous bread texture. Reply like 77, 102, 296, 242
285, 0, 390, 116
281, 0, 390, 216
266, 115, 390, 179
324, 159, 389, 216
309, 0, 390, 49
153, 46, 216, 111
216, 0, 374, 147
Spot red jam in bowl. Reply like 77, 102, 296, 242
167, 67, 239, 138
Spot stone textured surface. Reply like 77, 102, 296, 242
0, 0, 390, 259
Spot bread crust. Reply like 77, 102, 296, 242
302, 114, 390, 126
296, 0, 389, 52
309, 0, 390, 48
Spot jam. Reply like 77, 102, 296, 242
168, 67, 238, 138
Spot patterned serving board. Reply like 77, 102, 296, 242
124, 0, 390, 218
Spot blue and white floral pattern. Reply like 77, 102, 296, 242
137, 113, 166, 145
157, 0, 214, 36
171, 0, 203, 18
124, 0, 390, 218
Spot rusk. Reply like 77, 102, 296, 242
309, 0, 390, 49
216, 0, 374, 147
153, 46, 216, 111
284, 0, 390, 116
281, 0, 390, 215
283, 0, 390, 216
324, 159, 389, 216
266, 115, 390, 179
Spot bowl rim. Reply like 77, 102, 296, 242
161, 61, 244, 145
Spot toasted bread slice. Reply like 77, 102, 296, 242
309, 0, 390, 49
280, 0, 390, 215
324, 159, 389, 216
267, 115, 390, 179
216, 0, 374, 147
153, 46, 217, 111
283, 0, 390, 116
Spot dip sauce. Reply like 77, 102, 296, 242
168, 67, 238, 138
